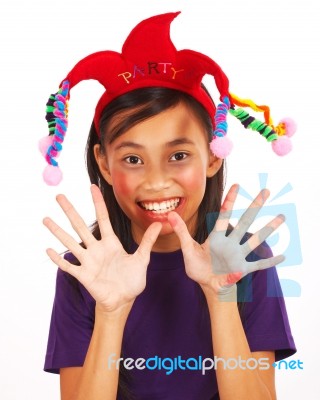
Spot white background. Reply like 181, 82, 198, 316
0, 0, 319, 398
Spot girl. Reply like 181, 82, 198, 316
42, 13, 296, 400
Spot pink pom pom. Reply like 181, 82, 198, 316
279, 117, 297, 137
210, 136, 233, 158
38, 136, 54, 157
271, 136, 292, 156
43, 165, 63, 186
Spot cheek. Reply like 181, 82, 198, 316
177, 164, 207, 192
111, 170, 136, 198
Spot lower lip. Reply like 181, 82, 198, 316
137, 198, 185, 221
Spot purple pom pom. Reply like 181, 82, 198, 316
43, 165, 62, 185
280, 117, 297, 137
210, 136, 233, 158
38, 136, 54, 157
272, 136, 292, 156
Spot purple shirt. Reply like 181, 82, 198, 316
44, 241, 296, 399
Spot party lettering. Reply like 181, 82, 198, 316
118, 62, 184, 84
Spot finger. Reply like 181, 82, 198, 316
246, 254, 285, 274
242, 214, 285, 256
229, 188, 270, 242
43, 217, 86, 259
56, 194, 95, 246
135, 222, 162, 262
46, 248, 81, 280
167, 211, 195, 255
90, 184, 114, 238
213, 184, 239, 234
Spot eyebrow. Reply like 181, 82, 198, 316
114, 137, 196, 151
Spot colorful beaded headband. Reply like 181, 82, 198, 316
39, 12, 296, 185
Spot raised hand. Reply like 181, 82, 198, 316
43, 185, 162, 313
167, 184, 285, 299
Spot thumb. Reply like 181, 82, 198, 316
167, 211, 194, 254
135, 222, 162, 261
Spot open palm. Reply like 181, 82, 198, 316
167, 184, 285, 295
43, 185, 162, 313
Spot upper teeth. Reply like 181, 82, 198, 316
140, 198, 180, 211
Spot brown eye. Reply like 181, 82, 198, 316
170, 152, 187, 161
124, 155, 142, 164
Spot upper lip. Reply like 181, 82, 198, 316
137, 197, 181, 203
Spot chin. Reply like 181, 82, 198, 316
158, 220, 176, 236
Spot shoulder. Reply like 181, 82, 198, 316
237, 233, 277, 302
241, 232, 273, 261
55, 252, 80, 291
64, 251, 81, 265
54, 252, 95, 312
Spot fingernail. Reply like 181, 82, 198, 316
226, 272, 242, 285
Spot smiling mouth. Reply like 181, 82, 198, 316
138, 198, 181, 214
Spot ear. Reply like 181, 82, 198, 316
93, 144, 113, 185
206, 151, 223, 178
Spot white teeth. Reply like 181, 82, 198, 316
140, 198, 180, 213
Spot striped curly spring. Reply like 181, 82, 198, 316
39, 80, 69, 185
45, 80, 69, 164
227, 94, 296, 156
229, 107, 278, 142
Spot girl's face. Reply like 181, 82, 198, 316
95, 102, 222, 252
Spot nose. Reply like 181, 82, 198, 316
143, 163, 171, 192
